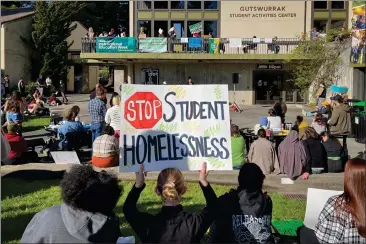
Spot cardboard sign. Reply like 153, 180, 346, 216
51, 151, 81, 164
120, 84, 232, 172
303, 188, 343, 230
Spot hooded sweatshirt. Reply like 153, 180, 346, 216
328, 104, 351, 135
21, 204, 121, 243
206, 189, 274, 244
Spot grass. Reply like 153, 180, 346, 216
22, 116, 50, 133
1, 179, 306, 243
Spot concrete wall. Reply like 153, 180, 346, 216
220, 1, 307, 38
1, 16, 32, 87
67, 21, 88, 51
132, 63, 257, 104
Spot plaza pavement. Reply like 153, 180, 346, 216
4, 93, 365, 194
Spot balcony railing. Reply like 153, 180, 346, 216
81, 37, 302, 55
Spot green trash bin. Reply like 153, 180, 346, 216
352, 101, 366, 139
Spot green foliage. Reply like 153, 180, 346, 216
31, 2, 86, 82
286, 29, 351, 98
25, 81, 37, 95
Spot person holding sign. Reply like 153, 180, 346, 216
123, 163, 216, 243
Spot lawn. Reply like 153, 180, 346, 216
22, 116, 50, 133
1, 178, 305, 243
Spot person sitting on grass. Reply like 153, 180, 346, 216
91, 125, 119, 168
206, 163, 274, 243
231, 124, 246, 169
58, 106, 85, 150
105, 95, 121, 139
123, 163, 216, 243
278, 128, 309, 180
320, 131, 343, 173
47, 93, 62, 106
248, 128, 280, 175
1, 124, 38, 165
301, 127, 327, 179
298, 158, 366, 244
21, 165, 123, 243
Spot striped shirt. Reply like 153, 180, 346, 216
93, 134, 119, 157
105, 105, 121, 131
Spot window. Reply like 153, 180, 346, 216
204, 21, 217, 37
137, 1, 151, 10
331, 20, 344, 29
138, 21, 151, 37
313, 20, 328, 32
171, 1, 185, 9
154, 21, 168, 37
188, 21, 201, 37
171, 21, 185, 37
331, 1, 344, 9
188, 1, 201, 9
314, 1, 327, 9
204, 1, 217, 9
154, 1, 168, 9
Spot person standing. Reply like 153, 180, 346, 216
89, 88, 107, 143
59, 80, 68, 103
328, 95, 351, 135
4, 75, 10, 96
273, 99, 283, 123
18, 78, 26, 98
105, 95, 121, 139
280, 97, 287, 123
45, 76, 52, 97
230, 124, 246, 169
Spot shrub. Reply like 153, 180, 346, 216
25, 82, 37, 95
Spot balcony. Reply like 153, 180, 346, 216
80, 37, 303, 61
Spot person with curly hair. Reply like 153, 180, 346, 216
21, 165, 123, 243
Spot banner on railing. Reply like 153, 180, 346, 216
209, 38, 220, 54
188, 38, 202, 48
229, 38, 242, 48
139, 38, 167, 53
189, 22, 202, 34
96, 37, 136, 53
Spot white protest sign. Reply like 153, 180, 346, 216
303, 188, 343, 230
51, 151, 81, 164
120, 84, 232, 172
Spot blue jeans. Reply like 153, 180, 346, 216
91, 122, 104, 143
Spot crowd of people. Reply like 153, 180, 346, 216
19, 158, 365, 243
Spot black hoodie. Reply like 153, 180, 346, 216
206, 189, 274, 244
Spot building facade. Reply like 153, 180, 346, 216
80, 1, 362, 105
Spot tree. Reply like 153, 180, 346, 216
1, 1, 34, 9
31, 1, 86, 83
77, 2, 129, 35
285, 29, 351, 102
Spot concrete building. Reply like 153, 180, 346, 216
81, 1, 362, 105
1, 9, 34, 88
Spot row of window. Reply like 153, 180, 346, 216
138, 20, 218, 38
137, 1, 218, 10
314, 1, 345, 10
313, 20, 345, 32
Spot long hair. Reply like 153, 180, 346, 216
335, 159, 366, 237
156, 168, 185, 202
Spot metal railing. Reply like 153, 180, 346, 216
81, 37, 302, 55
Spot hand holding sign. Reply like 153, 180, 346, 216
199, 162, 209, 187
135, 164, 147, 188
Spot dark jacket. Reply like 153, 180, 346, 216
21, 204, 121, 243
123, 183, 216, 243
302, 139, 327, 173
273, 103, 283, 117
322, 137, 343, 158
207, 189, 274, 244
328, 104, 351, 135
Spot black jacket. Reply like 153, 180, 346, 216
123, 183, 216, 243
322, 137, 343, 158
207, 189, 274, 244
302, 139, 327, 173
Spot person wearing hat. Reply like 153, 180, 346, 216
328, 94, 351, 135
316, 100, 332, 119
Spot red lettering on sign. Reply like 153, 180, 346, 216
124, 92, 162, 129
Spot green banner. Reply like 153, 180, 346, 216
209, 38, 220, 54
189, 22, 202, 34
139, 38, 167, 53
96, 37, 136, 53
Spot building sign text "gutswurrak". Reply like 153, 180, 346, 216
230, 6, 297, 18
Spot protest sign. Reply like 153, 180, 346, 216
139, 38, 167, 53
96, 37, 136, 53
120, 84, 232, 172
209, 38, 220, 54
51, 151, 81, 164
189, 22, 203, 34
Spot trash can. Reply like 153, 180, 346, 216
355, 111, 366, 144
348, 100, 363, 138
